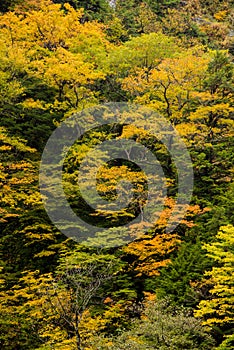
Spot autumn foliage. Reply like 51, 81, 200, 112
0, 1, 233, 349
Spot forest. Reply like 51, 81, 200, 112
0, 0, 233, 349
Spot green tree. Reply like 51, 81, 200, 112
145, 0, 180, 16
114, 0, 142, 36
154, 240, 212, 307
0, 0, 23, 12
53, 0, 112, 21
91, 298, 215, 349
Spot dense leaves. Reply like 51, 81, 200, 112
0, 0, 233, 349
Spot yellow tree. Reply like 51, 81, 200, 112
121, 49, 233, 148
121, 49, 233, 203
122, 48, 210, 126
123, 201, 206, 278
195, 225, 234, 329
0, 0, 110, 116
0, 127, 38, 223
0, 247, 124, 350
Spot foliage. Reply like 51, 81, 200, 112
0, 1, 233, 348
195, 225, 234, 329
91, 298, 215, 349
0, 246, 127, 349
53, 0, 113, 22
154, 240, 212, 307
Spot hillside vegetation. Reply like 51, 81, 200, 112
0, 1, 233, 349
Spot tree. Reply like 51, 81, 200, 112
135, 2, 161, 34
114, 0, 142, 36
146, 0, 180, 16
154, 240, 212, 307
0, 0, 110, 148
90, 298, 215, 349
0, 125, 65, 296
0, 246, 124, 349
53, 0, 112, 22
121, 48, 234, 205
0, 0, 24, 12
0, 127, 37, 224
121, 48, 209, 122
105, 31, 180, 100
195, 225, 234, 327
108, 32, 179, 78
188, 51, 234, 203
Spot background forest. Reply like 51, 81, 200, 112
0, 0, 233, 349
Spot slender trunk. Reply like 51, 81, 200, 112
75, 311, 81, 350
75, 328, 81, 350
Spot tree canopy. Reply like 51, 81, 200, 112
0, 0, 233, 349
